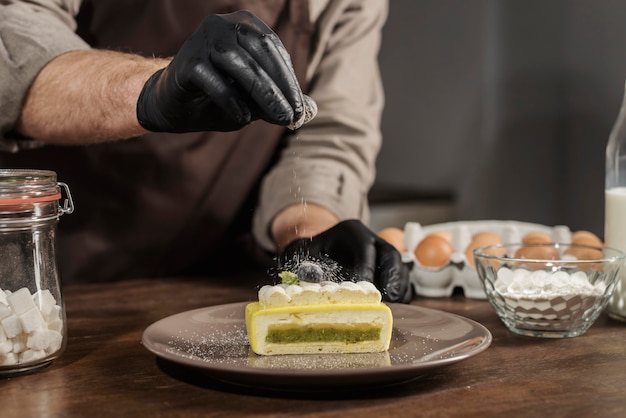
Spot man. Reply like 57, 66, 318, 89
0, 0, 410, 302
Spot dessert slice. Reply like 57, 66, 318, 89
245, 279, 393, 356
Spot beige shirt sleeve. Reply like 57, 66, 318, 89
0, 0, 88, 150
253, 0, 388, 250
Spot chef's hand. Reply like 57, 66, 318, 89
137, 10, 305, 133
280, 220, 413, 303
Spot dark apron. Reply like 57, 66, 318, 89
1, 0, 312, 283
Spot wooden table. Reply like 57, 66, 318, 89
1, 272, 625, 417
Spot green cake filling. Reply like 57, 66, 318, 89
266, 324, 382, 344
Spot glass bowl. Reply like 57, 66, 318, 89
473, 243, 625, 338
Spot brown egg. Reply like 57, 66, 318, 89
377, 227, 406, 252
514, 245, 559, 260
464, 243, 480, 268
565, 249, 605, 271
464, 231, 502, 267
429, 229, 452, 243
564, 246, 604, 260
522, 231, 552, 244
414, 234, 455, 268
471, 231, 502, 246
571, 230, 603, 246
466, 242, 507, 267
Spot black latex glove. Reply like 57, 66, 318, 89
280, 220, 413, 303
137, 11, 306, 133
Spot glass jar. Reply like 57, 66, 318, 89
606, 82, 626, 322
0, 169, 73, 375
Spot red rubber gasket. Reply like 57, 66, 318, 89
0, 193, 62, 205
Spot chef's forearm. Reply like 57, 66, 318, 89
16, 49, 168, 144
271, 202, 340, 251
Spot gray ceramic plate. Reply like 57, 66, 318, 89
142, 302, 492, 391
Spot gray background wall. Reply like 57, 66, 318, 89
374, 0, 626, 238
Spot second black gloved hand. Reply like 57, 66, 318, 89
137, 10, 305, 133
280, 220, 413, 303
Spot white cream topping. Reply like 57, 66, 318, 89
258, 281, 381, 307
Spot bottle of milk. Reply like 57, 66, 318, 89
606, 82, 626, 322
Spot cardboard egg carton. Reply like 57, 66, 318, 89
402, 220, 572, 299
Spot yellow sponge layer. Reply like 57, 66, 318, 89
245, 302, 393, 356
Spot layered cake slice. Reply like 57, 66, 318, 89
245, 277, 393, 356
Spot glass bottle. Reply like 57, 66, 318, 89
0, 169, 74, 375
606, 82, 626, 322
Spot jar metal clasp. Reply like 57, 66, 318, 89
57, 182, 74, 216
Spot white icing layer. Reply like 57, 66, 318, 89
258, 281, 381, 307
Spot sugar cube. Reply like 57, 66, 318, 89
20, 349, 46, 363
6, 288, 36, 316
44, 330, 63, 354
32, 289, 57, 318
0, 304, 11, 321
1, 314, 22, 338
0, 340, 12, 355
27, 329, 62, 353
12, 334, 27, 353
27, 329, 49, 351
19, 307, 45, 333
46, 305, 62, 323
47, 318, 63, 333
1, 352, 18, 365
0, 286, 65, 366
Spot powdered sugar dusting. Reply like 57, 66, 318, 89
166, 325, 249, 365
248, 351, 392, 370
